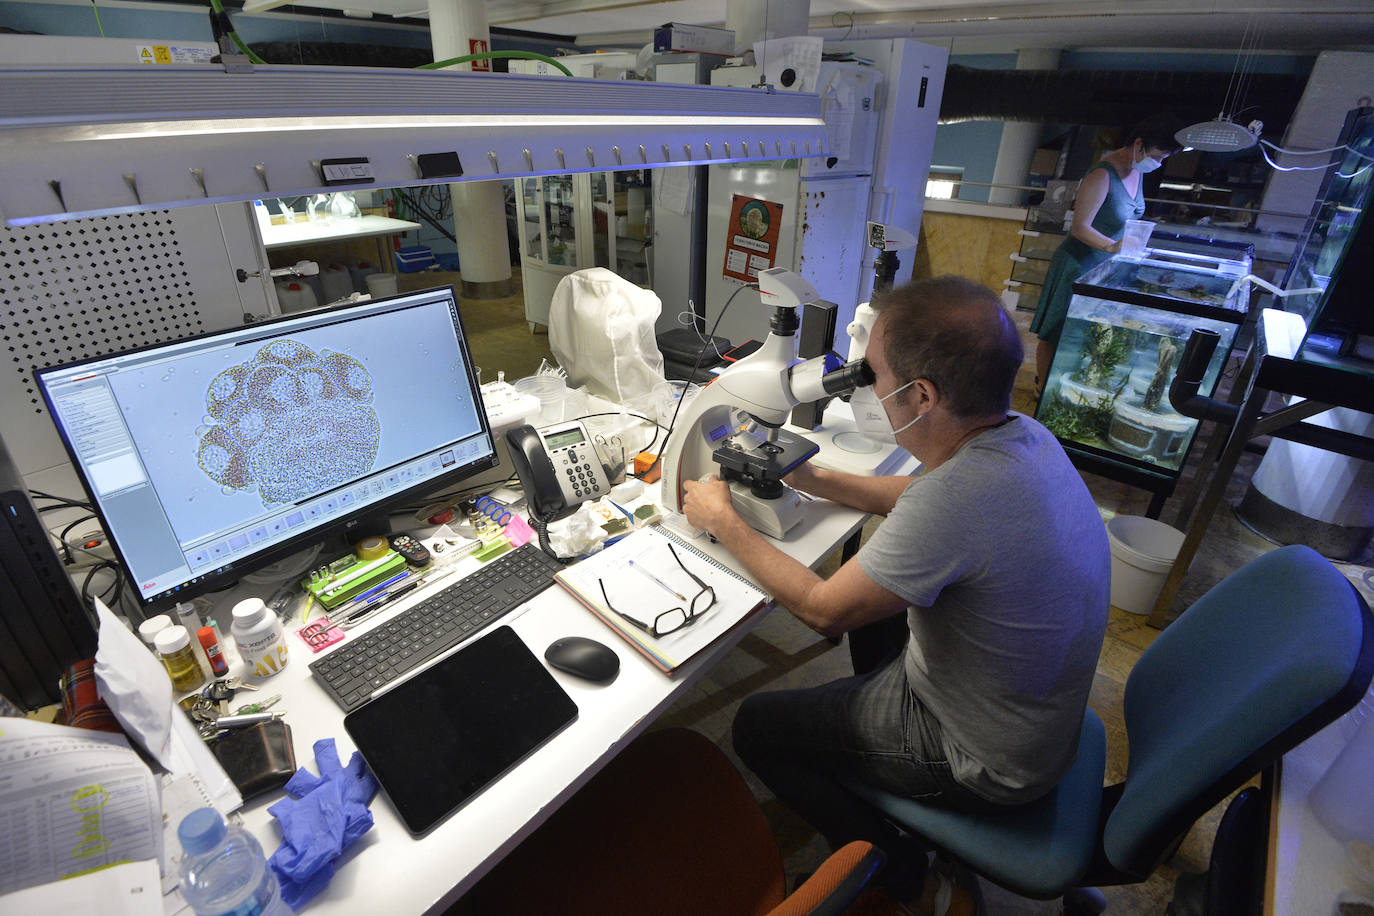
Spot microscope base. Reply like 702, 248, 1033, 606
729, 481, 808, 539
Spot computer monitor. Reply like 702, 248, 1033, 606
35, 287, 496, 609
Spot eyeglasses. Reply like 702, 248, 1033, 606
598, 543, 716, 638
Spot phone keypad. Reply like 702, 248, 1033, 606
554, 445, 604, 501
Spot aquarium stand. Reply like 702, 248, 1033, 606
1061, 446, 1173, 519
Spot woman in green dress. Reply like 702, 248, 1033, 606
1030, 115, 1184, 394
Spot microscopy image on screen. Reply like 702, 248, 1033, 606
196, 338, 381, 505
108, 297, 483, 547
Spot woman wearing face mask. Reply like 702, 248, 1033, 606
1029, 114, 1184, 396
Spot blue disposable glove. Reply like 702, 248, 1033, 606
268, 738, 379, 909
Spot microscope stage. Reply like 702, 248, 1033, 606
788, 401, 916, 478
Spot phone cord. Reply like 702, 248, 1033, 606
532, 512, 570, 564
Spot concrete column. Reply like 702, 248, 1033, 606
988, 48, 1061, 207
428, 0, 514, 299
726, 0, 811, 53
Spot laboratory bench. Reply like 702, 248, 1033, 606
216, 483, 878, 914
259, 215, 422, 275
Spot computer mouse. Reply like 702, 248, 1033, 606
544, 636, 619, 683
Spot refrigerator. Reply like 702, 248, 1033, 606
689, 41, 947, 353
702, 60, 883, 349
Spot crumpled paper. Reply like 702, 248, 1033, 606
92, 600, 174, 768
267, 738, 377, 908
548, 501, 609, 558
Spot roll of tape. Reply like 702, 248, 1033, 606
355, 535, 389, 560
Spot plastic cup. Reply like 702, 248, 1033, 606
656, 380, 701, 426
514, 375, 567, 426
1120, 220, 1156, 259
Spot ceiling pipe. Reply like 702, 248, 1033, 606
573, 5, 1373, 53
936, 65, 1304, 129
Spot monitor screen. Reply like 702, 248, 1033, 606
35, 287, 496, 607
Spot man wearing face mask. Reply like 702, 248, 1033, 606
682, 276, 1109, 909
1029, 113, 1184, 397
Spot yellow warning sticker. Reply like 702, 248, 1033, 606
153, 45, 172, 64
138, 46, 154, 63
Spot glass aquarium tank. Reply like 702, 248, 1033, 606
1035, 246, 1250, 489
1279, 106, 1374, 373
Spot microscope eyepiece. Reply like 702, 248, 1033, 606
820, 358, 875, 396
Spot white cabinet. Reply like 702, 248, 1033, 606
517, 172, 653, 330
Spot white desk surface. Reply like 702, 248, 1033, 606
260, 215, 421, 250
224, 490, 881, 915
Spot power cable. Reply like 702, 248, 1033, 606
640, 282, 758, 481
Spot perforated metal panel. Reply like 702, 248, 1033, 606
1, 204, 269, 481
3, 211, 203, 414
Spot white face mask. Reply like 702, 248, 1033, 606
1133, 153, 1163, 173
851, 380, 921, 445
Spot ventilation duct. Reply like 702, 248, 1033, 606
938, 64, 1304, 134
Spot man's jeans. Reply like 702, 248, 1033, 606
732, 656, 1002, 863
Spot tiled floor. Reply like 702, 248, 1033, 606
437, 268, 1374, 913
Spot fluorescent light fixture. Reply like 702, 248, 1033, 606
1176, 117, 1260, 154
82, 113, 818, 143
0, 64, 828, 225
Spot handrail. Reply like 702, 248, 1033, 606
925, 177, 1310, 223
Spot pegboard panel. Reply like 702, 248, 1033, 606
2, 211, 204, 416
1, 205, 267, 481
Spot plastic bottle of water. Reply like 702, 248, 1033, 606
177, 807, 290, 916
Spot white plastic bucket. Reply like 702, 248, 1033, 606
1106, 515, 1185, 614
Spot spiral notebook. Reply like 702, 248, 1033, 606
554, 525, 771, 673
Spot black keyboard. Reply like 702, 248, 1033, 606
309, 544, 564, 711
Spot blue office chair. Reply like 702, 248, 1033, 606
843, 544, 1374, 911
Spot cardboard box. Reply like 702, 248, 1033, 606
653, 22, 735, 56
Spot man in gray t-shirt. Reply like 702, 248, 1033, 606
682, 276, 1109, 892
858, 414, 1108, 804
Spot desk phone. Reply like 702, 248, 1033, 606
506, 420, 613, 520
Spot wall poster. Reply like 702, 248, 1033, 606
722, 195, 784, 283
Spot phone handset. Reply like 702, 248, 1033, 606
505, 420, 613, 521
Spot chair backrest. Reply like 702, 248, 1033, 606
1103, 544, 1374, 878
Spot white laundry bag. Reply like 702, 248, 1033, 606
548, 268, 666, 404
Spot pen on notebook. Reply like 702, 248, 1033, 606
628, 559, 687, 602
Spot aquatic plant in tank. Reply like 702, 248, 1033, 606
1041, 318, 1133, 446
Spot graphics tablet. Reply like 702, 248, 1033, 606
344, 625, 578, 836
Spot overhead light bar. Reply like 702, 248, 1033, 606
0, 64, 828, 225
1175, 117, 1262, 153
77, 113, 818, 143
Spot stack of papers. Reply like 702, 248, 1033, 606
555, 525, 770, 673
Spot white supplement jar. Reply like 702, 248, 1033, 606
230, 597, 289, 678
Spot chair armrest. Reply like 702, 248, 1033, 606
767, 841, 886, 916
